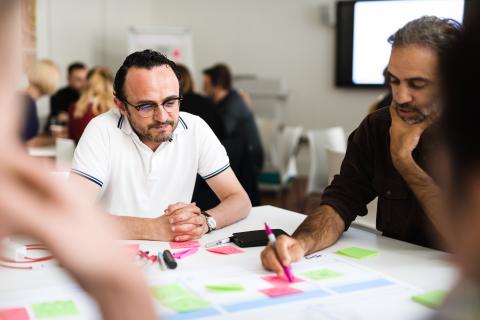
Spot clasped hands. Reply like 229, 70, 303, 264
162, 202, 208, 242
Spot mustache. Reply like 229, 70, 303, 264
148, 120, 174, 129
393, 102, 426, 116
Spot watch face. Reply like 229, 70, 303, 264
207, 217, 217, 230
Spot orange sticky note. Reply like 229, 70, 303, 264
170, 240, 201, 249
259, 286, 303, 297
206, 245, 244, 255
0, 307, 30, 320
261, 275, 304, 286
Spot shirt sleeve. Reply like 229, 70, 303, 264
320, 114, 378, 230
195, 117, 230, 180
71, 120, 110, 187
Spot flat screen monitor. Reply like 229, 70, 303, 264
336, 0, 465, 87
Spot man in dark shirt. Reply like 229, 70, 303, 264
203, 63, 264, 171
47, 62, 87, 128
261, 16, 462, 277
176, 64, 225, 139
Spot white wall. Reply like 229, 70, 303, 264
37, 0, 384, 135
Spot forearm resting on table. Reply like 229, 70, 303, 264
110, 215, 158, 240
293, 205, 345, 255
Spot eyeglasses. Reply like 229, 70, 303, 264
121, 96, 182, 118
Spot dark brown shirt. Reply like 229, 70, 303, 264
321, 107, 440, 249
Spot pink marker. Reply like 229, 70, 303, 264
264, 222, 294, 282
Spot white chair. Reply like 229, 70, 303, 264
255, 117, 280, 172
55, 138, 76, 171
258, 125, 303, 192
325, 147, 378, 233
326, 148, 346, 184
306, 127, 346, 194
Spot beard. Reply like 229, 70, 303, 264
126, 111, 177, 143
393, 101, 438, 125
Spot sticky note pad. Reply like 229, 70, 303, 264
206, 283, 244, 292
32, 300, 79, 318
167, 297, 211, 313
170, 240, 201, 249
259, 286, 303, 297
152, 284, 211, 313
411, 290, 448, 309
0, 307, 30, 320
206, 245, 244, 255
336, 247, 378, 259
302, 269, 343, 280
124, 243, 140, 255
261, 275, 304, 286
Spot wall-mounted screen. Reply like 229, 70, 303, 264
336, 0, 465, 87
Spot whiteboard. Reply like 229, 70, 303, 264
128, 26, 195, 73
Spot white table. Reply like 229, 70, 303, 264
0, 206, 458, 319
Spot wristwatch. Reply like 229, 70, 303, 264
201, 211, 217, 233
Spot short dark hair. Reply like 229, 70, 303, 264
203, 64, 232, 90
388, 16, 462, 57
67, 62, 86, 76
113, 49, 180, 101
441, 18, 478, 195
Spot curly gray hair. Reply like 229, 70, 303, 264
388, 16, 463, 56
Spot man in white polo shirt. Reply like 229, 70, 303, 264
71, 50, 251, 241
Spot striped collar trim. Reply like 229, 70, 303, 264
178, 116, 188, 130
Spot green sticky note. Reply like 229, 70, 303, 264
336, 246, 378, 259
152, 283, 192, 302
206, 283, 244, 292
168, 297, 211, 312
32, 300, 80, 318
302, 269, 343, 280
411, 290, 448, 309
151, 284, 211, 313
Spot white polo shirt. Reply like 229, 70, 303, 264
71, 109, 230, 217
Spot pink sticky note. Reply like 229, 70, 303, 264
206, 245, 244, 255
124, 244, 140, 255
170, 240, 201, 249
259, 286, 303, 297
172, 247, 198, 259
261, 275, 304, 286
0, 307, 30, 320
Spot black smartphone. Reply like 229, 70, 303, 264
231, 229, 288, 248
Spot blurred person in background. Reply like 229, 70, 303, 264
47, 62, 87, 131
203, 63, 264, 171
0, 1, 155, 319
22, 59, 60, 142
68, 66, 115, 143
177, 64, 225, 139
435, 11, 480, 319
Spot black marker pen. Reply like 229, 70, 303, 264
163, 250, 177, 269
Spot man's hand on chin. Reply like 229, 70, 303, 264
389, 104, 438, 172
